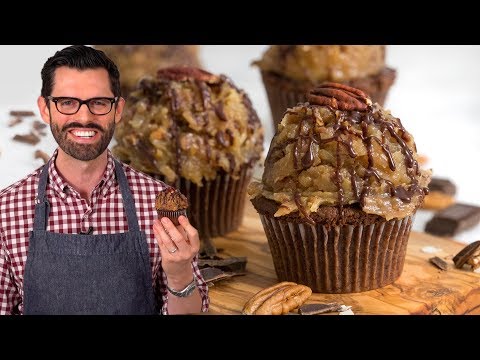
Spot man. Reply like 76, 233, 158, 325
0, 45, 209, 314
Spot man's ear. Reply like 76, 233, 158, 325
37, 96, 51, 124
114, 97, 126, 124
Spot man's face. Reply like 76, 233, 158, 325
38, 67, 125, 161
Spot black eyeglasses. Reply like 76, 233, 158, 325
47, 96, 118, 115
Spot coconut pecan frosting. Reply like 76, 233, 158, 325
113, 66, 264, 185
248, 83, 431, 221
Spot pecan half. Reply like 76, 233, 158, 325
307, 82, 372, 111
242, 281, 312, 315
157, 66, 220, 84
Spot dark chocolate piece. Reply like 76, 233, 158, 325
429, 256, 448, 271
453, 240, 480, 269
34, 150, 50, 164
199, 267, 244, 285
425, 203, 480, 237
298, 302, 342, 315
9, 110, 35, 117
33, 120, 47, 130
13, 132, 41, 145
198, 256, 247, 273
428, 177, 456, 196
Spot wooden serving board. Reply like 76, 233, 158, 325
206, 199, 480, 315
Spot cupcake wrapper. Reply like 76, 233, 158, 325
260, 68, 396, 131
152, 165, 253, 239
157, 209, 187, 226
259, 214, 413, 293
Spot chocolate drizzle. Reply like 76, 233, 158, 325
283, 84, 428, 222
134, 66, 263, 181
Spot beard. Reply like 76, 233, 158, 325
50, 115, 116, 161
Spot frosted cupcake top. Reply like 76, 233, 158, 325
155, 187, 189, 212
113, 66, 264, 185
254, 45, 386, 83
248, 83, 431, 221
95, 45, 201, 94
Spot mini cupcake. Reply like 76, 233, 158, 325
95, 45, 202, 97
113, 66, 264, 256
248, 82, 431, 293
155, 187, 189, 226
253, 45, 396, 129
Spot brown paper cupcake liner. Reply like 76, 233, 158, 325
157, 209, 187, 226
259, 213, 413, 293
152, 165, 253, 239
260, 68, 396, 131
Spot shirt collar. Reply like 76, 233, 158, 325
47, 148, 118, 200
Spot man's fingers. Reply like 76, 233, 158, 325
160, 217, 188, 252
153, 219, 178, 255
178, 216, 200, 254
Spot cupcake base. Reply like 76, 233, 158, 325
260, 67, 396, 130
157, 209, 187, 226
151, 165, 253, 257
252, 197, 414, 293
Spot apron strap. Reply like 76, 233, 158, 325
33, 160, 51, 231
114, 159, 140, 232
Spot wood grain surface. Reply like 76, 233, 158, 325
206, 199, 480, 315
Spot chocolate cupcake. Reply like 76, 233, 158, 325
155, 187, 189, 226
113, 66, 264, 256
253, 45, 396, 129
94, 45, 202, 97
248, 83, 431, 293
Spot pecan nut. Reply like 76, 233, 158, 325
307, 82, 372, 111
242, 281, 312, 315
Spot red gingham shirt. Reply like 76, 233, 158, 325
0, 149, 209, 315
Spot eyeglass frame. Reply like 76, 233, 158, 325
46, 96, 119, 115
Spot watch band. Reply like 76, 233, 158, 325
166, 278, 197, 298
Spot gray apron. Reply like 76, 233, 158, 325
23, 159, 157, 315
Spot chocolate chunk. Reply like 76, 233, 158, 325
13, 132, 41, 145
34, 150, 50, 164
298, 302, 342, 315
425, 203, 480, 237
9, 110, 35, 117
199, 267, 244, 285
453, 240, 480, 269
428, 177, 456, 196
429, 256, 448, 271
33, 120, 47, 130
198, 256, 247, 273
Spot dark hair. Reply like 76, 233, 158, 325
40, 45, 121, 98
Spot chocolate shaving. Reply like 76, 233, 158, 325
453, 240, 480, 269
34, 150, 50, 164
8, 117, 22, 127
198, 256, 247, 273
200, 267, 244, 285
298, 302, 342, 315
33, 120, 47, 130
13, 132, 41, 145
9, 110, 35, 117
429, 256, 448, 271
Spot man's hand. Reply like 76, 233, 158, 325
153, 215, 200, 289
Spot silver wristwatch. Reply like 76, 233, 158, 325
166, 278, 197, 298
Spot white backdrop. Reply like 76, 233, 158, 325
1, 45, 479, 243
